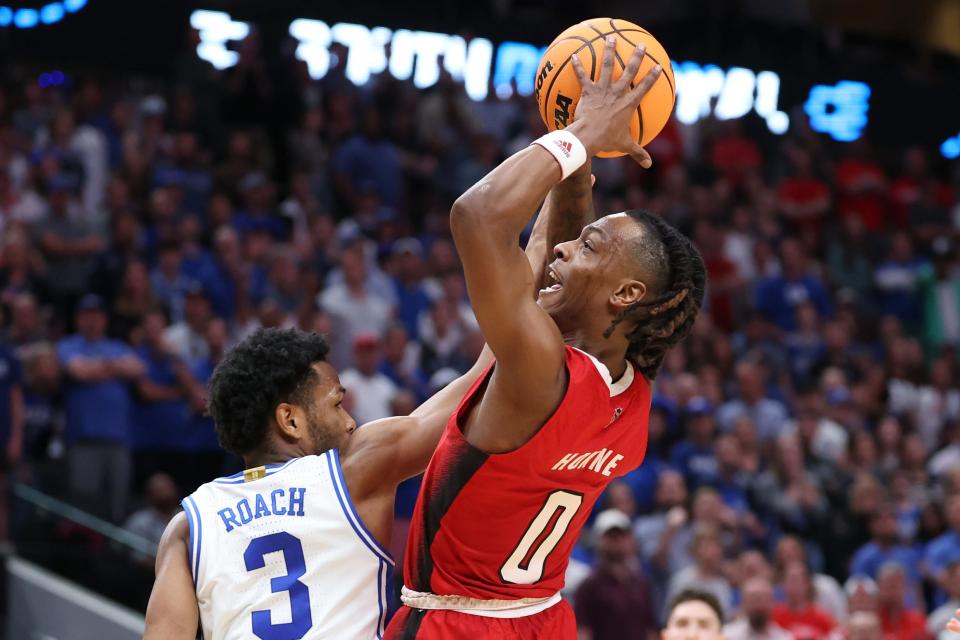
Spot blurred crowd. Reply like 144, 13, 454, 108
1, 25, 959, 639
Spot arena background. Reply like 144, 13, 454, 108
0, 0, 959, 638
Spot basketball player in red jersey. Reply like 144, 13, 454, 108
386, 38, 706, 639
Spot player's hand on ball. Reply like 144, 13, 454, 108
567, 35, 661, 168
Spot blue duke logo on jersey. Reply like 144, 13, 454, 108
217, 487, 306, 532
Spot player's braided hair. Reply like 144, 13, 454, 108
602, 210, 705, 380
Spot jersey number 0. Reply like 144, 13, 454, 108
500, 490, 584, 584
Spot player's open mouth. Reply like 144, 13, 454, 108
539, 268, 563, 295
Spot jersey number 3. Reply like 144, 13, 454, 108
244, 532, 313, 640
500, 490, 583, 584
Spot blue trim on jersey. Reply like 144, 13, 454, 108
377, 559, 387, 639
212, 457, 300, 484
325, 449, 395, 566
181, 497, 201, 584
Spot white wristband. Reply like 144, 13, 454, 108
531, 130, 588, 181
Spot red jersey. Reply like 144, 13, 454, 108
403, 346, 651, 600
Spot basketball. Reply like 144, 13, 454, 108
534, 18, 676, 158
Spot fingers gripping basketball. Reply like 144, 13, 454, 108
534, 18, 676, 157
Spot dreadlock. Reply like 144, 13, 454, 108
602, 210, 706, 380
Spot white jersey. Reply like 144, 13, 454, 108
182, 450, 393, 640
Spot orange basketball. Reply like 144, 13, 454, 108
534, 18, 676, 158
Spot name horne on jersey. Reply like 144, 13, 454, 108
550, 448, 625, 476
217, 487, 306, 532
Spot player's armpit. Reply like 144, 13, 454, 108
449, 148, 567, 407
344, 345, 494, 492
144, 513, 199, 640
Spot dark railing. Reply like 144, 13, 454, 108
10, 483, 158, 613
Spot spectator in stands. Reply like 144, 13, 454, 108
875, 563, 929, 640
574, 509, 657, 640
110, 260, 156, 341
774, 535, 847, 623
122, 472, 179, 564
390, 238, 431, 340
635, 469, 691, 616
36, 175, 105, 324
132, 309, 194, 489
319, 242, 394, 367
57, 294, 144, 521
18, 342, 62, 471
925, 494, 960, 599
771, 561, 838, 639
667, 526, 734, 618
927, 557, 960, 640
0, 332, 24, 541
717, 360, 789, 442
378, 323, 427, 401
754, 239, 832, 332
164, 282, 211, 362
750, 434, 828, 540
917, 239, 960, 353
873, 232, 927, 330
724, 577, 792, 640
671, 397, 720, 488
661, 589, 725, 640
834, 139, 888, 233
150, 241, 192, 323
7, 299, 42, 360
845, 611, 884, 640
850, 504, 922, 595
339, 335, 397, 426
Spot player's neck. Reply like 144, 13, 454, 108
243, 448, 302, 470
564, 328, 630, 381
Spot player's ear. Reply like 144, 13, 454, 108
274, 403, 302, 440
610, 278, 645, 310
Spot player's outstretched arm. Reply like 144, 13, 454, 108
143, 513, 200, 640
450, 37, 659, 450
341, 183, 576, 488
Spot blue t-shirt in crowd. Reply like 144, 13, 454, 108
670, 441, 719, 488
618, 459, 673, 514
203, 262, 267, 320
393, 279, 432, 340
132, 346, 190, 451
232, 211, 289, 241
333, 135, 403, 207
186, 357, 221, 452
0, 344, 23, 444
57, 336, 138, 445
925, 531, 960, 579
850, 542, 922, 584
754, 275, 833, 331
874, 259, 927, 327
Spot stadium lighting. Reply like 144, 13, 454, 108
0, 0, 87, 28
191, 10, 877, 142
942, 134, 960, 160
804, 81, 871, 142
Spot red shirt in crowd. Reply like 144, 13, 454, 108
835, 159, 888, 231
879, 608, 931, 640
710, 135, 762, 186
889, 177, 954, 227
772, 603, 838, 640
777, 175, 831, 237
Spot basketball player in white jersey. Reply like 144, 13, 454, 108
141, 172, 592, 639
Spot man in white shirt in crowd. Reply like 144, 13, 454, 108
339, 334, 397, 426
724, 577, 791, 640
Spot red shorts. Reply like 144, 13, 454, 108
384, 600, 576, 640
